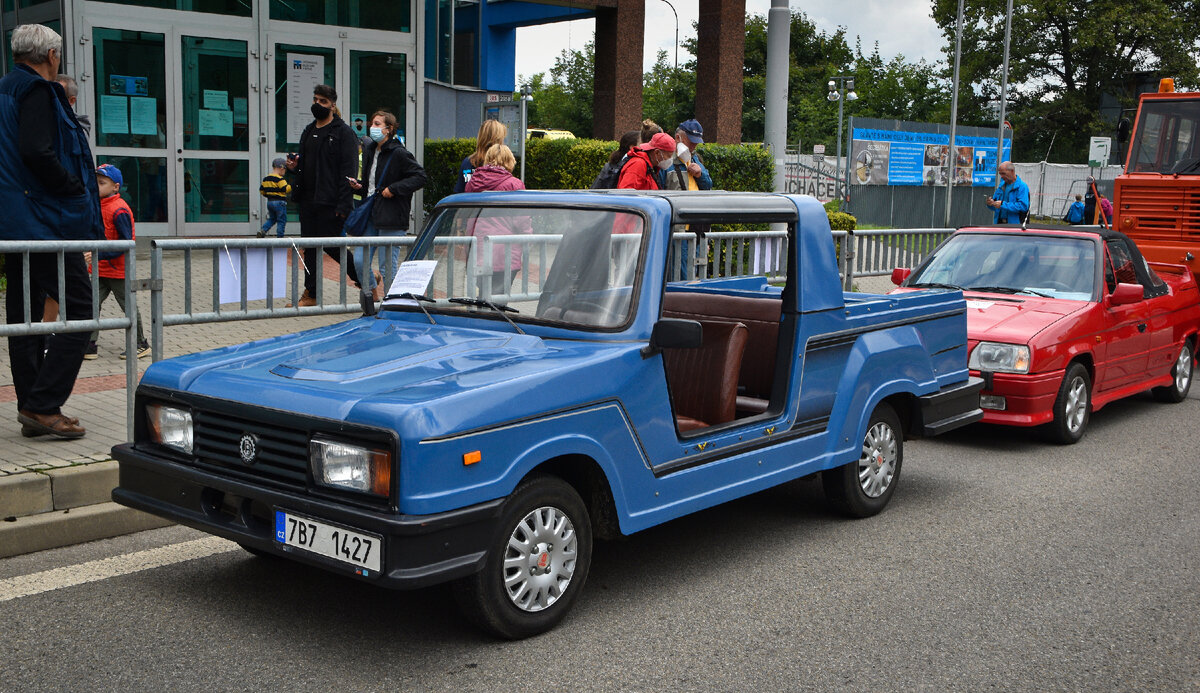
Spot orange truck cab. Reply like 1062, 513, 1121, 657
1113, 79, 1200, 280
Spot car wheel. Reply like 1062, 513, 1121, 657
822, 402, 903, 518
453, 476, 592, 639
1152, 341, 1193, 403
1047, 362, 1091, 444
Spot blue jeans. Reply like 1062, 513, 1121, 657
353, 226, 407, 295
261, 200, 287, 237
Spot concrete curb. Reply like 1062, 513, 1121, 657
0, 501, 173, 559
0, 460, 173, 558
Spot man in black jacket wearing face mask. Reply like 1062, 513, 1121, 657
285, 83, 358, 307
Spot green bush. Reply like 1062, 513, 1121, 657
827, 211, 857, 231
421, 138, 776, 214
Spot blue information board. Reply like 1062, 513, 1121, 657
850, 128, 1011, 187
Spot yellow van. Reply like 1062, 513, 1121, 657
527, 128, 576, 140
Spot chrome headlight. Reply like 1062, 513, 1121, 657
310, 437, 392, 497
146, 403, 193, 454
969, 342, 1031, 374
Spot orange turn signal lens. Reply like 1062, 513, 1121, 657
463, 450, 481, 466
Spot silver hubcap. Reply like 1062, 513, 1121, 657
1064, 376, 1088, 433
1174, 346, 1192, 392
858, 421, 898, 498
503, 506, 578, 613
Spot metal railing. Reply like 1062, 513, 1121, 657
0, 240, 139, 438
1, 228, 951, 444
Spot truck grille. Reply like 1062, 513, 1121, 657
1118, 184, 1200, 240
192, 410, 310, 486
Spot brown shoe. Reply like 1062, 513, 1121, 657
18, 410, 86, 439
287, 290, 317, 308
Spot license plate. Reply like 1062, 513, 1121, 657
275, 510, 382, 574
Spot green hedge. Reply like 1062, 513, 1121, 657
421, 138, 775, 214
827, 211, 857, 231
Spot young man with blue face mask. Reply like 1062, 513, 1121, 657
347, 110, 427, 313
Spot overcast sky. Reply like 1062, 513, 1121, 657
514, 0, 948, 84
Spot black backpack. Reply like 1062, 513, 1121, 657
590, 157, 626, 189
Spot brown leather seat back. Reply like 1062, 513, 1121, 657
663, 320, 748, 432
662, 292, 781, 401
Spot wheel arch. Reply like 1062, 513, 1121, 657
519, 455, 624, 541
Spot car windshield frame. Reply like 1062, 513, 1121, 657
382, 202, 651, 332
908, 232, 1100, 302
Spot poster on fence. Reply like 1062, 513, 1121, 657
850, 128, 1011, 187
218, 248, 288, 304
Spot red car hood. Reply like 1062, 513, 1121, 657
961, 294, 1088, 344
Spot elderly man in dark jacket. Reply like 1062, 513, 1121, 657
0, 23, 103, 439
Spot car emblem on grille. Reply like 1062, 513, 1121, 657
239, 433, 258, 465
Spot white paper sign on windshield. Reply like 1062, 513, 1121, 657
383, 261, 438, 306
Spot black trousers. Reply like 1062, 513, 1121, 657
298, 203, 358, 296
5, 251, 92, 415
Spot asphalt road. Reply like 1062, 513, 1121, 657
3, 391, 1198, 692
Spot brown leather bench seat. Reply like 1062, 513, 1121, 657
663, 291, 782, 414
662, 320, 748, 432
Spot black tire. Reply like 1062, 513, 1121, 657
453, 477, 593, 639
1152, 341, 1193, 403
1046, 362, 1091, 444
822, 402, 903, 518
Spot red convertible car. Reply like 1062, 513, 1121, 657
891, 225, 1199, 443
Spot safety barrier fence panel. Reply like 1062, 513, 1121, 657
0, 239, 138, 438
2, 228, 951, 446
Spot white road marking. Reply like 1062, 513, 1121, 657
0, 536, 238, 603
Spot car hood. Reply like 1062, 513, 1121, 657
961, 293, 1089, 344
139, 318, 624, 427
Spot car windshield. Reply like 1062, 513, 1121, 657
386, 205, 646, 329
910, 234, 1096, 301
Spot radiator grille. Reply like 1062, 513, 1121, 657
1118, 185, 1200, 240
193, 410, 310, 486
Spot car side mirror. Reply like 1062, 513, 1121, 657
1109, 282, 1142, 306
1117, 118, 1131, 144
891, 268, 912, 286
641, 318, 702, 358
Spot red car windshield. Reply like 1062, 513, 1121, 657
910, 234, 1097, 301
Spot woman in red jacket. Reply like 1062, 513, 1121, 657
617, 132, 676, 190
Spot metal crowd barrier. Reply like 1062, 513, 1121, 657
0, 239, 138, 438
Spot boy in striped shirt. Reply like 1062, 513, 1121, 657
257, 157, 291, 238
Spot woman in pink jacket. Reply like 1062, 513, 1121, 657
464, 144, 530, 296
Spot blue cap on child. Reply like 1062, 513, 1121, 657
96, 164, 123, 187
271, 157, 287, 169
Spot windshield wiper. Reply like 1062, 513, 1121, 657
381, 292, 436, 324
909, 281, 964, 291
448, 297, 525, 334
967, 285, 1022, 294
1016, 288, 1054, 298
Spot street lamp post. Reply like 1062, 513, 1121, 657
659, 0, 679, 72
827, 75, 857, 210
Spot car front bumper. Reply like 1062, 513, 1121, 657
111, 443, 504, 589
973, 369, 1065, 427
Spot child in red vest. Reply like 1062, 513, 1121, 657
83, 164, 147, 359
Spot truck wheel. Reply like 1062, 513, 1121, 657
822, 402, 902, 518
1152, 341, 1193, 403
453, 477, 592, 639
1047, 362, 1090, 444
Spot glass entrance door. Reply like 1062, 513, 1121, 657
178, 35, 254, 234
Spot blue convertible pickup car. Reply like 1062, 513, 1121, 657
113, 191, 981, 638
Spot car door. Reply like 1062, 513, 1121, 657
1096, 241, 1150, 391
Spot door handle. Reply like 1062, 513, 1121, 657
1137, 323, 1147, 333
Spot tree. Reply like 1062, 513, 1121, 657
642, 50, 697, 133
930, 0, 1200, 162
518, 41, 596, 137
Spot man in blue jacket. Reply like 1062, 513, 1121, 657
0, 24, 103, 439
986, 161, 1030, 224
